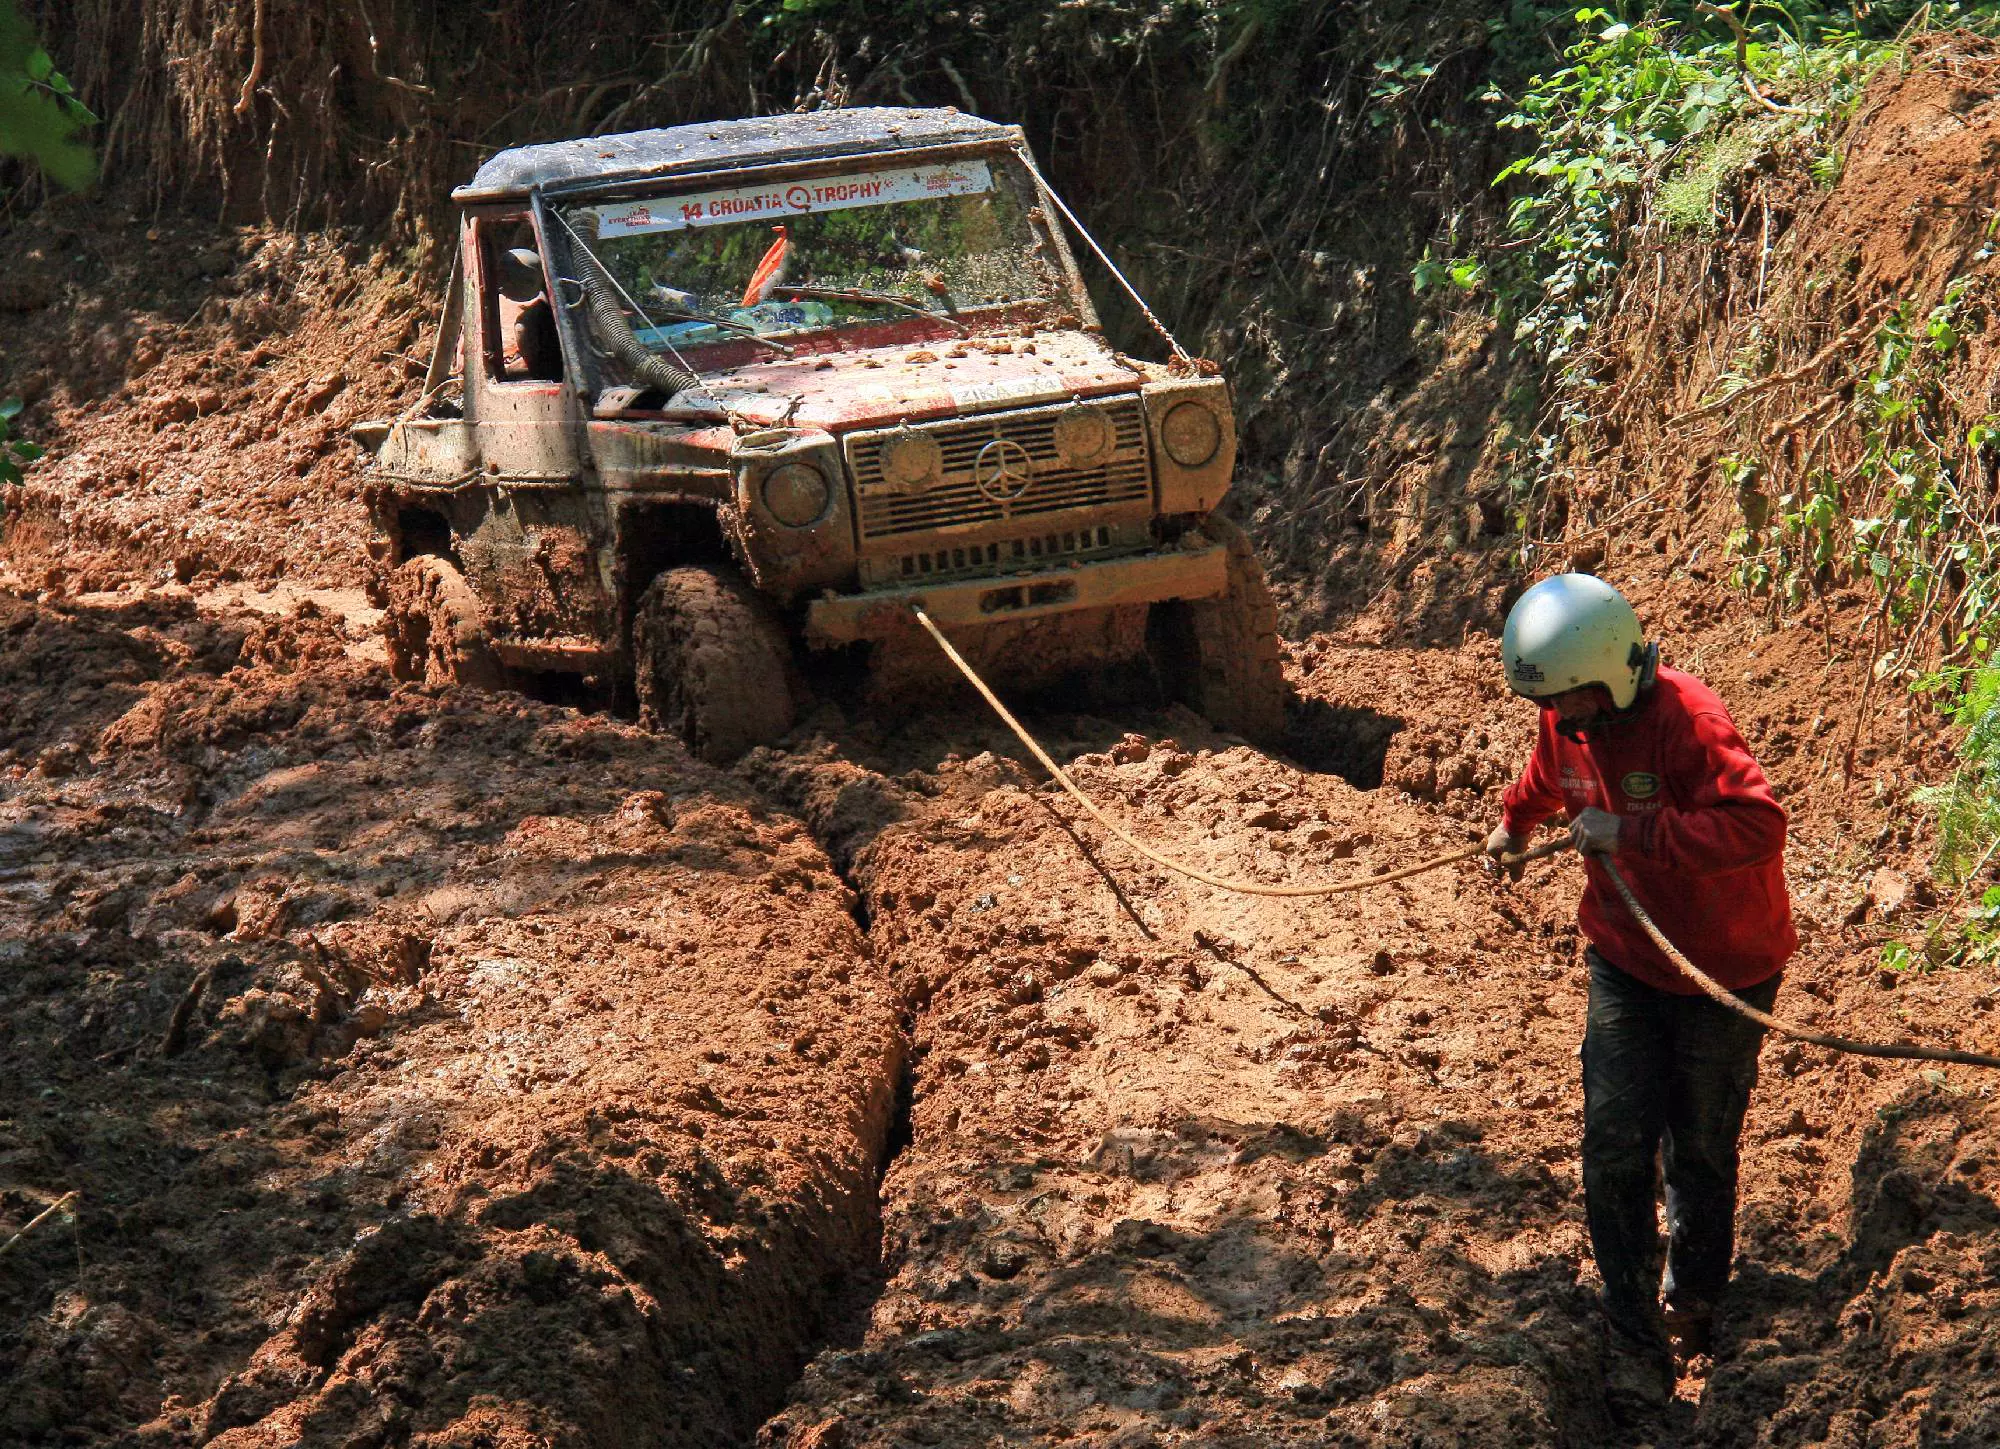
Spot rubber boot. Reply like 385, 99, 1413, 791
1602, 1321, 1674, 1426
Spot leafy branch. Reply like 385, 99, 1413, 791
0, 0, 96, 191
0, 397, 43, 498
1484, 7, 1888, 371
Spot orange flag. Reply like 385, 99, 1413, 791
742, 225, 791, 307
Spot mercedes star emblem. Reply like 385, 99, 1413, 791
972, 437, 1034, 503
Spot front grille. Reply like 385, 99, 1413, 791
846, 397, 1153, 543
860, 520, 1149, 588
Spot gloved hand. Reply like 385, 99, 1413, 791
1485, 823, 1526, 881
1569, 806, 1621, 856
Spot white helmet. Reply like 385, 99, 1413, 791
1502, 574, 1653, 710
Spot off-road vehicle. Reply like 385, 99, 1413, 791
359, 107, 1285, 761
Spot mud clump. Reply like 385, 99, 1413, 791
0, 589, 900, 1447
0, 208, 423, 596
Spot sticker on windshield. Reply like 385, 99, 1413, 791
593, 160, 994, 237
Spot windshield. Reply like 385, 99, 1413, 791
551, 153, 1068, 384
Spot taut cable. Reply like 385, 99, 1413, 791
913, 604, 1560, 894
915, 603, 2000, 1070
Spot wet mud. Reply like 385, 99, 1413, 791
5, 43, 2000, 1449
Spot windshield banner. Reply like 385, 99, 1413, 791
591, 160, 994, 237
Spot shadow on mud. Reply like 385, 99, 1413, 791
1283, 695, 1404, 790
1687, 1085, 2000, 1444
773, 1122, 1616, 1445
0, 592, 249, 769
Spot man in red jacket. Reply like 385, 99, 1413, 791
1484, 574, 1795, 1421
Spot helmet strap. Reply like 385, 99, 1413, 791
1554, 715, 1595, 743
1634, 641, 1660, 693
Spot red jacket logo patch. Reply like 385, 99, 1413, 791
1621, 771, 1660, 800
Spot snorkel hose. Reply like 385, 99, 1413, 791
575, 253, 700, 397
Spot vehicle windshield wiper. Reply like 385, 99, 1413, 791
778, 284, 969, 335
648, 303, 794, 357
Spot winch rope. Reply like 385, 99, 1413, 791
912, 605, 1564, 894
913, 604, 2000, 1070
1600, 859, 2000, 1068
1011, 146, 1194, 368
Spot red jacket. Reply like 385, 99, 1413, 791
1500, 665, 1795, 994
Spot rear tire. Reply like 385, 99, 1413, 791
633, 565, 796, 764
383, 556, 504, 690
1147, 515, 1287, 747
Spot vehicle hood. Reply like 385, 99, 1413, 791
681, 330, 1145, 432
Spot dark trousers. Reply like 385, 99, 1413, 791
1581, 948, 1778, 1351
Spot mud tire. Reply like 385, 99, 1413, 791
383, 556, 504, 690
633, 566, 796, 765
1148, 515, 1287, 747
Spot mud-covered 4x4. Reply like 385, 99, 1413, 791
360, 107, 1284, 761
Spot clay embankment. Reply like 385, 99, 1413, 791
1, 217, 410, 596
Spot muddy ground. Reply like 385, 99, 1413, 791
8, 36, 2000, 1449
0, 552, 1995, 1448
0, 588, 899, 1446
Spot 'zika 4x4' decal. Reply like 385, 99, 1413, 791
590, 160, 994, 237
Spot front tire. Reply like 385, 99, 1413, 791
633, 566, 796, 764
382, 556, 503, 690
1147, 515, 1287, 747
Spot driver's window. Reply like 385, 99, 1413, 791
478, 217, 563, 384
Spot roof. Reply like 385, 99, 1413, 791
454, 108, 1020, 203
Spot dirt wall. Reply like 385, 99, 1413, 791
1549, 35, 2000, 667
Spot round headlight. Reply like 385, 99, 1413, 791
879, 431, 942, 491
1160, 400, 1221, 468
762, 462, 830, 528
1052, 406, 1113, 468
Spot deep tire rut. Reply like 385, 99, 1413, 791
738, 709, 1620, 1446
0, 593, 906, 1449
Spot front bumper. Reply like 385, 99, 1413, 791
805, 541, 1227, 645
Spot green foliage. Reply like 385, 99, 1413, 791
0, 397, 42, 494
1366, 55, 1441, 128
1484, 7, 1890, 369
1424, 0, 1995, 561
1411, 250, 1485, 294
1846, 284, 1994, 636
1881, 667, 2000, 974
1722, 279, 2000, 660
0, 0, 95, 190
1918, 666, 2000, 882
1655, 121, 1777, 233
1882, 884, 2000, 973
